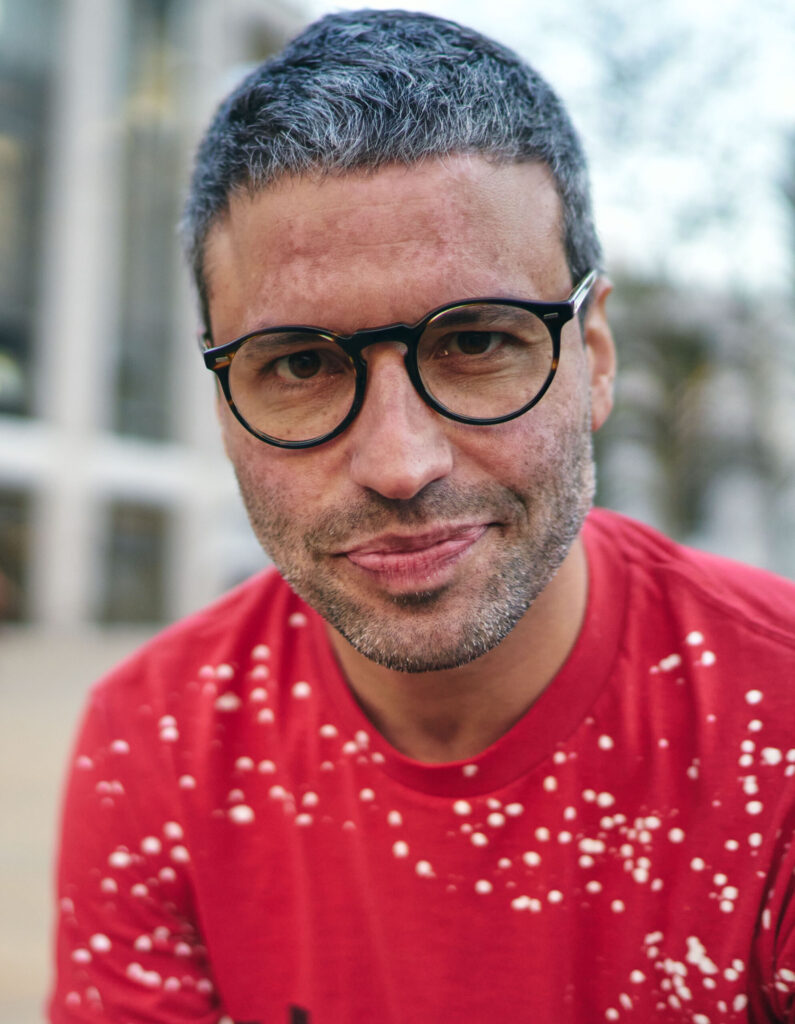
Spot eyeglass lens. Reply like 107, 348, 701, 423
227, 303, 555, 444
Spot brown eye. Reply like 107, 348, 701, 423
452, 331, 498, 355
282, 350, 322, 380
441, 331, 508, 357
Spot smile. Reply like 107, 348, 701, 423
341, 524, 490, 587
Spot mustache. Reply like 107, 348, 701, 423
302, 481, 528, 551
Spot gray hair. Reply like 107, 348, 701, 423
182, 8, 602, 332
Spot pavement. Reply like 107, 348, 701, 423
0, 626, 155, 1024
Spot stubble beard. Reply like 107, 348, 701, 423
233, 409, 596, 673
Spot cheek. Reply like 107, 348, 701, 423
454, 418, 559, 494
465, 382, 587, 477
221, 413, 342, 519
216, 397, 236, 461
217, 408, 279, 495
217, 400, 275, 468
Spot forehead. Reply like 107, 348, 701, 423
203, 156, 569, 338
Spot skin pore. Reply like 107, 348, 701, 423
205, 156, 615, 763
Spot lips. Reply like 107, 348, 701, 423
343, 524, 489, 581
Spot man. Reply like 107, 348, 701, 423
51, 10, 795, 1023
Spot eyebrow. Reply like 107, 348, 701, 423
235, 303, 532, 345
428, 305, 532, 329
242, 329, 333, 350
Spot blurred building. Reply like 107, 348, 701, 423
596, 277, 795, 580
0, 0, 305, 625
1, 0, 794, 629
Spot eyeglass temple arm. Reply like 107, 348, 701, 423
570, 269, 598, 315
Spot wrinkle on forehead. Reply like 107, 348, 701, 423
204, 157, 569, 338
217, 175, 479, 261
272, 198, 450, 257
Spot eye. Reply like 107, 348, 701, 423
443, 331, 508, 357
278, 349, 323, 380
273, 346, 349, 382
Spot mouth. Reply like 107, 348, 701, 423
340, 523, 491, 588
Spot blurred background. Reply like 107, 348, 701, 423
1, 0, 793, 1019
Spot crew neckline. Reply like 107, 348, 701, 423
307, 511, 629, 797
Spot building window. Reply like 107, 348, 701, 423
112, 0, 181, 440
0, 0, 57, 416
0, 488, 32, 621
99, 500, 170, 623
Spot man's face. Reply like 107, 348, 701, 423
205, 157, 614, 672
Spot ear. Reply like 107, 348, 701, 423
583, 277, 616, 432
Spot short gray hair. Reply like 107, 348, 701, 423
182, 8, 602, 332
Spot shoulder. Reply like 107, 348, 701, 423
585, 508, 795, 654
88, 566, 309, 708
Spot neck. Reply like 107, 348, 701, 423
327, 536, 589, 763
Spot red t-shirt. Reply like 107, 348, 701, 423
50, 510, 795, 1023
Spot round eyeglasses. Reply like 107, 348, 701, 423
202, 270, 597, 449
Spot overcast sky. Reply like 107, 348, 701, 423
308, 0, 795, 296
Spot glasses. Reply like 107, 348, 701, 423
202, 270, 597, 449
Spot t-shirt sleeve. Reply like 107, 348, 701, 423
49, 682, 221, 1023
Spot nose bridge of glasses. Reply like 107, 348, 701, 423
343, 322, 417, 360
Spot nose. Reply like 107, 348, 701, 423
347, 344, 454, 500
